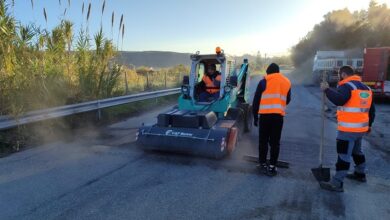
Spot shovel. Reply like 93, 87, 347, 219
311, 72, 330, 182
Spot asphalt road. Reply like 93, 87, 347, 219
0, 71, 389, 220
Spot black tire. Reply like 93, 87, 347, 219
244, 105, 253, 133
226, 108, 245, 140
236, 103, 253, 133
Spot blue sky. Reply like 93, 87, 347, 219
11, 0, 389, 56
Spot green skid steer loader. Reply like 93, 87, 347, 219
136, 48, 253, 159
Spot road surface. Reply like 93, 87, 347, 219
0, 71, 389, 220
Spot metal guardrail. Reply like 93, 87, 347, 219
0, 88, 181, 130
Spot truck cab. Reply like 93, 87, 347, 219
362, 47, 390, 97
312, 50, 364, 86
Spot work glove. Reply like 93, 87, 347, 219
320, 82, 329, 91
253, 118, 258, 127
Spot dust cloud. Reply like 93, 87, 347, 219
286, 59, 315, 86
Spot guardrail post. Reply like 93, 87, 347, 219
124, 71, 129, 94
164, 72, 167, 88
97, 101, 101, 121
146, 72, 149, 91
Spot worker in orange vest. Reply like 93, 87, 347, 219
252, 63, 291, 176
198, 63, 221, 102
320, 66, 375, 192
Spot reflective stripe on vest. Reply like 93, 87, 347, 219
337, 75, 372, 133
261, 94, 287, 101
346, 81, 357, 90
338, 122, 369, 128
258, 73, 291, 116
260, 104, 286, 110
337, 107, 370, 113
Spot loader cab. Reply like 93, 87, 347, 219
188, 54, 226, 104
194, 59, 222, 102
194, 62, 222, 83
178, 48, 249, 115
180, 48, 240, 109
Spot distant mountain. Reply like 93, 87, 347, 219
116, 51, 191, 69
115, 51, 292, 70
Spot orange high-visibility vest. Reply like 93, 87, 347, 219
202, 74, 221, 94
337, 75, 372, 133
258, 73, 291, 116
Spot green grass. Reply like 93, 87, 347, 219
250, 69, 266, 77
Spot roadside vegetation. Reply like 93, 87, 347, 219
233, 53, 292, 76
291, 1, 390, 68
0, 0, 188, 117
0, 0, 188, 155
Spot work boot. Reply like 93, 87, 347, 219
256, 163, 268, 174
319, 181, 344, 192
266, 165, 277, 177
346, 172, 367, 183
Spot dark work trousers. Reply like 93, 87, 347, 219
332, 131, 366, 185
258, 114, 284, 165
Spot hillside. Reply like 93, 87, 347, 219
115, 51, 291, 71
116, 51, 192, 68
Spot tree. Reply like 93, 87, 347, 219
291, 2, 390, 68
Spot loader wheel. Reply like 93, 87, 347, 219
226, 108, 245, 140
243, 105, 253, 133
227, 127, 238, 154
237, 103, 253, 133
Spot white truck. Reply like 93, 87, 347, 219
312, 50, 363, 86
